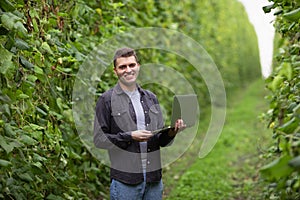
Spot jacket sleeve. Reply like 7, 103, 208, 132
93, 96, 132, 150
157, 131, 175, 147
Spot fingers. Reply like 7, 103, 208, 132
139, 131, 153, 142
131, 130, 153, 142
175, 119, 186, 131
168, 119, 186, 137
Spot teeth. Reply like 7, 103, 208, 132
125, 73, 134, 76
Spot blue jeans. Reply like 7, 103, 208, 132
110, 179, 163, 200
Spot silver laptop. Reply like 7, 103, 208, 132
152, 94, 198, 134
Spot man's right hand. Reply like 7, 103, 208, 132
131, 130, 153, 142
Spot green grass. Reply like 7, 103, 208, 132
163, 79, 272, 200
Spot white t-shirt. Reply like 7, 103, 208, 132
125, 89, 147, 174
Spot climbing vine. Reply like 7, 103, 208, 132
261, 0, 300, 199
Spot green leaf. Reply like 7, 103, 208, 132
277, 117, 299, 134
19, 56, 35, 70
36, 106, 48, 116
288, 156, 300, 169
293, 104, 300, 118
283, 7, 300, 22
33, 162, 43, 169
14, 21, 28, 37
0, 104, 11, 118
19, 135, 37, 145
0, 135, 21, 153
269, 75, 283, 92
32, 18, 39, 32
0, 135, 14, 153
111, 2, 124, 10
41, 42, 53, 54
1, 13, 15, 30
4, 123, 15, 136
0, 159, 12, 167
279, 62, 293, 81
15, 38, 30, 50
56, 98, 64, 111
33, 153, 47, 162
0, 45, 14, 75
0, 0, 15, 12
1, 60, 15, 75
56, 86, 63, 91
69, 151, 82, 160
34, 66, 44, 75
262, 4, 274, 13
46, 194, 65, 200
260, 154, 294, 181
0, 45, 13, 63
0, 11, 27, 37
29, 9, 39, 19
31, 131, 43, 142
23, 123, 45, 131
96, 8, 102, 15
0, 92, 11, 103
63, 109, 73, 122
27, 74, 38, 83
18, 93, 29, 99
18, 173, 33, 182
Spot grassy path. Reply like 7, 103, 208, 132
163, 79, 272, 199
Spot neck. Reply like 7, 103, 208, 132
119, 81, 137, 92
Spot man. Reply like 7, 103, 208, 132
94, 47, 185, 200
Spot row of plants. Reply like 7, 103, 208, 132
0, 0, 118, 199
0, 0, 260, 199
261, 0, 300, 199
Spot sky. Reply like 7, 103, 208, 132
237, 0, 275, 77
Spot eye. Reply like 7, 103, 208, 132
129, 63, 136, 68
118, 65, 127, 70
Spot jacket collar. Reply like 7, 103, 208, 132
114, 82, 145, 96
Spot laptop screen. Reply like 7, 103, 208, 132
170, 94, 198, 128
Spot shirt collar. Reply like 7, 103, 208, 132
114, 82, 145, 96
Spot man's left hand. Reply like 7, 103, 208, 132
168, 119, 186, 137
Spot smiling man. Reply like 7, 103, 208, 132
93, 47, 185, 200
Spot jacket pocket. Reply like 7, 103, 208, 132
111, 109, 127, 118
111, 109, 136, 132
148, 105, 163, 130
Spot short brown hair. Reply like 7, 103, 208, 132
113, 47, 139, 68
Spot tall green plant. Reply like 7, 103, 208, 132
0, 0, 114, 199
261, 0, 300, 199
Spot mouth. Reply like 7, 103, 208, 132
124, 72, 135, 79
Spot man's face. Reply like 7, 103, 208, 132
114, 56, 140, 89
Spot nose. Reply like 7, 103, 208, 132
125, 65, 132, 73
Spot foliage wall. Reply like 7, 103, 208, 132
261, 0, 300, 199
0, 0, 260, 199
